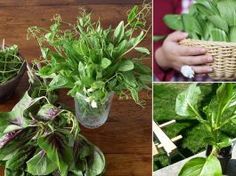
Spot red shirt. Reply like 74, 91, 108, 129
153, 0, 182, 81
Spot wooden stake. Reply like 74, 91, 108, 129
153, 121, 177, 155
159, 120, 176, 128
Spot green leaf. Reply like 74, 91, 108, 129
128, 5, 138, 24
72, 136, 106, 176
204, 83, 236, 128
139, 75, 152, 85
153, 35, 165, 42
194, 2, 218, 17
0, 92, 43, 128
209, 28, 228, 42
182, 14, 202, 37
129, 31, 144, 47
217, 0, 236, 26
6, 145, 35, 170
134, 47, 150, 55
164, 15, 184, 31
0, 114, 11, 135
78, 62, 86, 76
196, 0, 219, 14
118, 60, 134, 72
91, 81, 105, 90
134, 62, 151, 75
179, 155, 222, 176
27, 150, 57, 175
114, 21, 125, 43
230, 26, 236, 42
176, 84, 201, 117
101, 58, 111, 69
3, 125, 22, 134
216, 83, 234, 111
38, 65, 56, 78
37, 132, 73, 176
0, 128, 36, 161
40, 48, 49, 59
49, 74, 68, 91
208, 15, 229, 32
203, 23, 215, 40
37, 104, 61, 121
86, 146, 106, 176
115, 40, 128, 56
4, 168, 26, 176
217, 137, 231, 149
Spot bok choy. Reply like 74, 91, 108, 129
164, 0, 236, 42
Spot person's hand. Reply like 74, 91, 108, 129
155, 31, 213, 74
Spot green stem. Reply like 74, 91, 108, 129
119, 26, 150, 58
188, 102, 206, 123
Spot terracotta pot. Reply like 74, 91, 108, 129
0, 56, 26, 102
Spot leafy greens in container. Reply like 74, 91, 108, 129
0, 43, 24, 84
27, 5, 151, 110
164, 0, 236, 42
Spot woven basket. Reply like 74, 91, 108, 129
180, 39, 236, 80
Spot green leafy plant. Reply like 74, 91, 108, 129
27, 4, 151, 119
0, 40, 24, 84
0, 66, 106, 176
163, 0, 236, 42
176, 83, 236, 176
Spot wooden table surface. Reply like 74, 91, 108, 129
0, 1, 152, 176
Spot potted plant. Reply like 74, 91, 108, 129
27, 4, 151, 129
176, 83, 236, 176
0, 66, 106, 176
0, 40, 26, 101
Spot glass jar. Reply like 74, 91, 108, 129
75, 93, 114, 129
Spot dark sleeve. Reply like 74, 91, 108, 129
153, 0, 182, 81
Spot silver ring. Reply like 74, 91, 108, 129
180, 65, 195, 78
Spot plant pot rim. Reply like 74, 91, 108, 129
0, 52, 27, 87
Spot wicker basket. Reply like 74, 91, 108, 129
180, 39, 236, 80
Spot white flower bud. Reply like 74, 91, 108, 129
87, 88, 94, 93
91, 100, 98, 108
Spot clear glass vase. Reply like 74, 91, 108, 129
75, 93, 114, 129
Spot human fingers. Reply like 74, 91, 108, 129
191, 65, 213, 74
178, 45, 207, 56
166, 31, 188, 42
181, 55, 213, 65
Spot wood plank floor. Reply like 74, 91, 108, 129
0, 1, 152, 176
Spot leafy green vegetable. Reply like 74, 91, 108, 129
26, 151, 57, 175
27, 4, 151, 120
217, 0, 236, 27
182, 14, 202, 37
208, 15, 229, 32
179, 155, 222, 176
0, 67, 106, 176
163, 15, 184, 31
163, 0, 236, 42
175, 84, 202, 118
209, 28, 228, 41
176, 83, 236, 176
0, 42, 24, 84
230, 26, 236, 42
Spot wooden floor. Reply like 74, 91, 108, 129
0, 1, 152, 176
